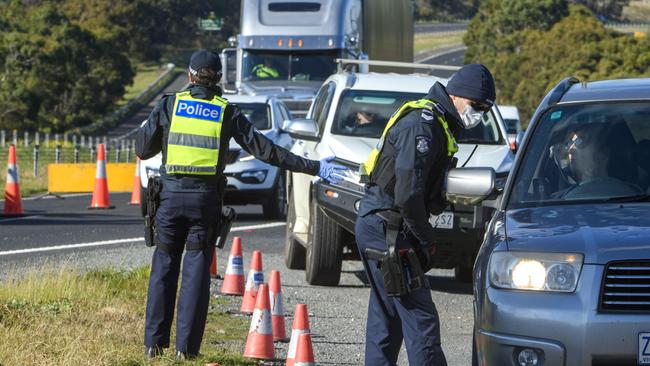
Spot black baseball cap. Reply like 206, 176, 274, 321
189, 50, 222, 76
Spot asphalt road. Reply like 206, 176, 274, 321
0, 193, 473, 365
419, 47, 467, 79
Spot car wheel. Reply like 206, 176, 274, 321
263, 171, 287, 219
455, 264, 473, 283
305, 198, 343, 286
140, 184, 147, 217
284, 183, 306, 269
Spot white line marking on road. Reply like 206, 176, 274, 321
415, 46, 467, 64
0, 221, 286, 257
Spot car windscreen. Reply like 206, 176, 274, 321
504, 118, 519, 134
508, 102, 650, 209
331, 89, 504, 144
238, 103, 271, 130
242, 50, 337, 82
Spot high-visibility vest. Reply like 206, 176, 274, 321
252, 64, 279, 78
165, 91, 226, 175
360, 98, 458, 180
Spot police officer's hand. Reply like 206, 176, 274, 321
318, 156, 347, 185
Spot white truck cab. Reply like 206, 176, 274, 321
284, 68, 514, 285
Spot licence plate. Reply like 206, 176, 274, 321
640, 333, 650, 364
429, 212, 454, 229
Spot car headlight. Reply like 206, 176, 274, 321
489, 251, 583, 292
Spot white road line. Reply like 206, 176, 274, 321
0, 221, 286, 257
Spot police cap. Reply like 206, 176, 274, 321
189, 50, 222, 76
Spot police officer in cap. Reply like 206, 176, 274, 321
355, 64, 496, 365
136, 50, 345, 359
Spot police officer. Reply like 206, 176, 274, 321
252, 60, 280, 79
355, 64, 496, 365
136, 50, 345, 359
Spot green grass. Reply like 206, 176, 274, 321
118, 64, 170, 106
414, 32, 465, 54
0, 266, 254, 366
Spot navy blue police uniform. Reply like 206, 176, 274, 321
355, 82, 465, 366
136, 82, 320, 357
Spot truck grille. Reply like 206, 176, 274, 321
600, 261, 650, 312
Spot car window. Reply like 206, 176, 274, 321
331, 90, 423, 138
455, 109, 504, 144
309, 81, 336, 134
504, 118, 519, 134
238, 103, 271, 130
508, 102, 650, 208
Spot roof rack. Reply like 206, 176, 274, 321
335, 58, 461, 74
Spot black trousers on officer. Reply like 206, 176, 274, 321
144, 190, 219, 355
355, 213, 447, 366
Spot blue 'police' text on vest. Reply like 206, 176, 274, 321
176, 100, 222, 122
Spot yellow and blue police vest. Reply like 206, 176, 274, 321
360, 98, 459, 180
252, 64, 279, 78
165, 91, 227, 175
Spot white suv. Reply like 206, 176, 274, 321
284, 71, 514, 286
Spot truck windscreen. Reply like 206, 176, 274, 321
242, 50, 337, 82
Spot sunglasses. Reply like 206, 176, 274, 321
470, 101, 492, 113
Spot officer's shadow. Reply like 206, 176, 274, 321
351, 270, 473, 295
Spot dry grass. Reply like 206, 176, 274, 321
623, 1, 650, 23
0, 266, 254, 366
414, 32, 465, 54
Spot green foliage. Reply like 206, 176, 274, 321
0, 0, 134, 132
464, 1, 650, 124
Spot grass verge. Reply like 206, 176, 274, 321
119, 64, 171, 106
414, 32, 465, 54
0, 266, 254, 366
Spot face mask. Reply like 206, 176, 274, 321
460, 104, 485, 129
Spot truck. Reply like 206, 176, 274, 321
219, 0, 414, 117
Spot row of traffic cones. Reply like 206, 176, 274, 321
216, 237, 315, 364
2, 143, 143, 215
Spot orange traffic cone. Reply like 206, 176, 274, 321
286, 304, 310, 366
294, 333, 315, 366
243, 283, 274, 360
88, 143, 114, 209
240, 250, 264, 314
4, 145, 23, 215
269, 270, 287, 342
210, 247, 219, 278
129, 157, 141, 205
221, 237, 245, 295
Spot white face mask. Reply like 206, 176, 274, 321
460, 104, 485, 129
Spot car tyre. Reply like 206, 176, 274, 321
285, 183, 306, 270
140, 184, 147, 217
305, 198, 343, 286
263, 171, 287, 219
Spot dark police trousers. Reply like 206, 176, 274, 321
355, 213, 447, 366
144, 189, 219, 355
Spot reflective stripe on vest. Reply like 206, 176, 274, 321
360, 99, 459, 179
165, 91, 227, 175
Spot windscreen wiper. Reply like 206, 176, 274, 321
605, 194, 650, 203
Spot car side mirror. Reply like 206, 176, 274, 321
220, 48, 237, 93
285, 118, 320, 141
280, 119, 291, 132
445, 167, 496, 206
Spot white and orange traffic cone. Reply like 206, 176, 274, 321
210, 247, 219, 278
129, 157, 141, 205
294, 333, 315, 366
3, 145, 23, 215
269, 270, 287, 342
240, 250, 264, 314
221, 237, 245, 295
286, 304, 310, 366
88, 143, 114, 209
243, 283, 275, 360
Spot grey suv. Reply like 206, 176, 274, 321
465, 77, 650, 366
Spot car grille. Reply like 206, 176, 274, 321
600, 260, 650, 312
224, 150, 240, 165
